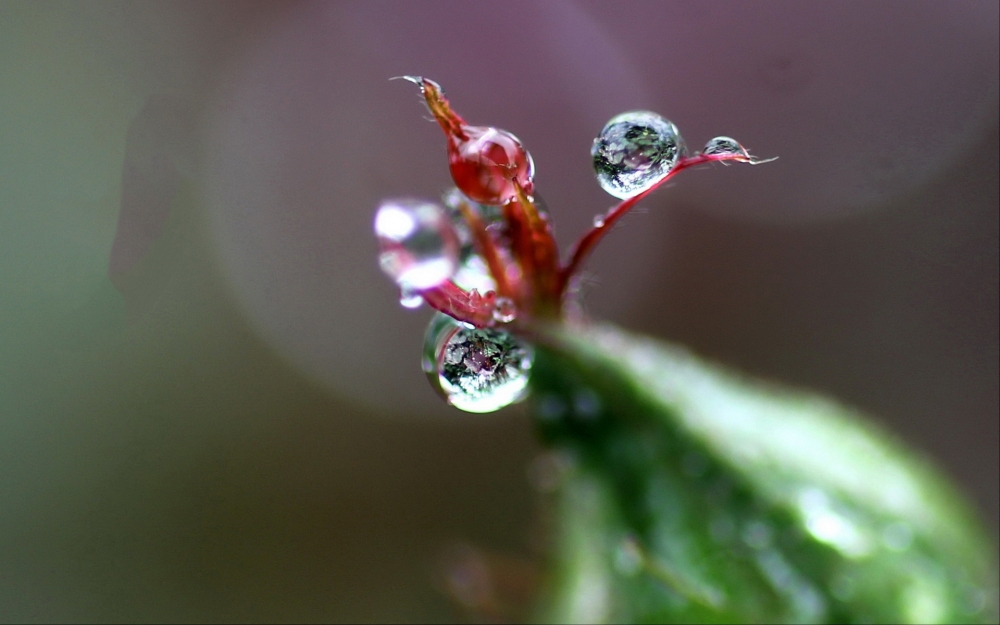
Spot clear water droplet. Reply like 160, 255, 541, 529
592, 214, 605, 228
492, 297, 517, 323
592, 111, 684, 199
375, 198, 460, 291
450, 126, 535, 205
399, 289, 424, 309
452, 254, 497, 293
702, 136, 749, 159
423, 313, 533, 413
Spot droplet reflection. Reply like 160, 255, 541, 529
423, 313, 533, 413
702, 136, 749, 159
375, 198, 460, 291
591, 111, 684, 199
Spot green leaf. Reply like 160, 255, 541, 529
528, 324, 997, 624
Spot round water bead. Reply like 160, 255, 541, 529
449, 126, 535, 206
375, 198, 460, 291
492, 296, 517, 323
591, 111, 684, 199
423, 313, 534, 413
398, 289, 424, 309
703, 136, 749, 159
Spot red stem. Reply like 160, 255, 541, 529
420, 281, 496, 327
558, 153, 746, 293
456, 198, 515, 299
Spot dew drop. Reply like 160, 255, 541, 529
423, 313, 534, 413
591, 111, 684, 199
449, 126, 535, 205
702, 136, 749, 159
492, 297, 517, 324
375, 198, 460, 291
399, 289, 424, 309
452, 254, 497, 293
592, 214, 605, 228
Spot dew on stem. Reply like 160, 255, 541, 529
703, 136, 750, 159
591, 111, 684, 199
375, 198, 460, 291
423, 313, 534, 413
405, 76, 535, 205
380, 79, 773, 412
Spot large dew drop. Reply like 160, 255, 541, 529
422, 313, 534, 413
375, 198, 460, 291
449, 126, 535, 206
591, 111, 684, 199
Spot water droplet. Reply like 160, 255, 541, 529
592, 111, 684, 199
492, 297, 517, 323
375, 198, 460, 291
399, 289, 424, 309
449, 126, 535, 205
702, 136, 749, 159
423, 313, 533, 413
452, 254, 497, 293
592, 214, 605, 228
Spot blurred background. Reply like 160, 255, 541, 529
0, 1, 996, 621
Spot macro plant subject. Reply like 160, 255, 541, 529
373, 78, 997, 623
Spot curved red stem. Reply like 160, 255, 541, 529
558, 153, 748, 294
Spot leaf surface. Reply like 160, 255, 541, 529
529, 324, 997, 624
